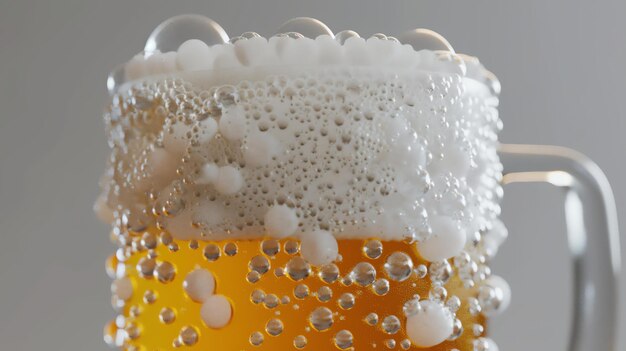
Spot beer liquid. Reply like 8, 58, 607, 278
106, 232, 485, 350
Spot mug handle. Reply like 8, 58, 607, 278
498, 144, 621, 351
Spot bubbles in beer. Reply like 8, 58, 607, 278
249, 255, 270, 274
224, 242, 238, 256
159, 307, 176, 324
286, 256, 311, 281
249, 331, 264, 346
384, 252, 413, 281
178, 326, 199, 345
373, 278, 390, 295
339, 292, 355, 309
309, 306, 334, 331
294, 284, 310, 299
264, 294, 279, 308
382, 315, 401, 334
265, 318, 284, 336
334, 330, 354, 349
365, 312, 379, 326
143, 290, 157, 304
261, 239, 280, 256
364, 240, 383, 259
316, 286, 333, 302
352, 262, 376, 286
154, 261, 176, 283
319, 263, 340, 283
251, 289, 265, 304
137, 257, 156, 278
203, 243, 221, 261
293, 335, 307, 349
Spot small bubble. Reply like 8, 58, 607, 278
143, 290, 157, 304
385, 339, 396, 349
286, 257, 311, 281
365, 312, 379, 326
384, 252, 413, 281
203, 244, 221, 261
154, 261, 176, 283
319, 263, 340, 283
364, 240, 383, 259
159, 307, 176, 324
224, 242, 238, 256
317, 286, 333, 302
448, 318, 463, 340
403, 297, 421, 316
400, 339, 411, 350
352, 262, 376, 286
178, 326, 198, 346
415, 264, 428, 278
247, 271, 261, 283
429, 284, 448, 302
249, 255, 270, 274
429, 260, 452, 283
285, 240, 300, 255
294, 284, 310, 299
373, 278, 390, 295
339, 293, 355, 310
473, 323, 485, 337
264, 294, 279, 309
137, 257, 156, 278
251, 289, 266, 304
141, 232, 157, 249
126, 323, 140, 340
261, 239, 280, 256
309, 307, 333, 331
382, 315, 401, 334
334, 330, 353, 349
293, 335, 308, 349
249, 331, 264, 346
446, 295, 461, 313
265, 318, 284, 336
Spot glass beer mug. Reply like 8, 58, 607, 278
96, 16, 620, 351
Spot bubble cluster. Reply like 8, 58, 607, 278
100, 30, 508, 351
99, 65, 503, 268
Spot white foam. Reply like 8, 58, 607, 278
99, 40, 505, 271
117, 35, 496, 92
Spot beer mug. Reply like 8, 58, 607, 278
96, 16, 621, 351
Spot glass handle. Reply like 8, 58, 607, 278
498, 144, 621, 351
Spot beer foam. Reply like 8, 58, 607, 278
98, 36, 504, 264
118, 35, 498, 94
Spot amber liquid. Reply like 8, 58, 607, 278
106, 229, 485, 350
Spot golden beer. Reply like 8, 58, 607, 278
105, 233, 486, 350
99, 18, 508, 351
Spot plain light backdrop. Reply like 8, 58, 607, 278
0, 1, 624, 350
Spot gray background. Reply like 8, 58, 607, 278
0, 0, 624, 350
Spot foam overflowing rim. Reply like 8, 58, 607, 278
107, 16, 500, 97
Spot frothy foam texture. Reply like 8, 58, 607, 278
98, 61, 503, 264
118, 35, 499, 97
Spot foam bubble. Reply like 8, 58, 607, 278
416, 216, 466, 261
183, 268, 216, 302
111, 277, 133, 301
405, 300, 453, 347
176, 39, 212, 71
264, 205, 298, 238
214, 166, 244, 195
300, 230, 338, 266
200, 294, 232, 328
